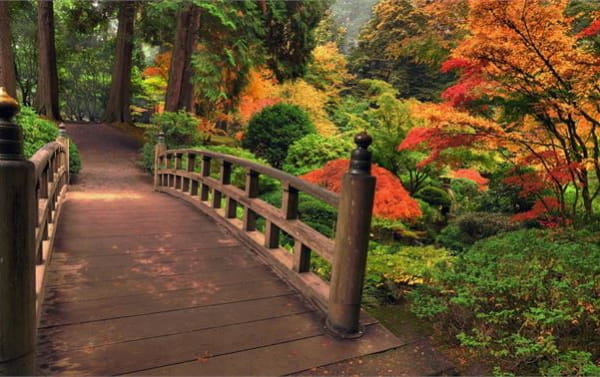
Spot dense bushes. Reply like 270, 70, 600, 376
283, 134, 353, 175
140, 111, 204, 171
242, 104, 315, 168
18, 106, 82, 175
411, 229, 600, 375
436, 212, 519, 253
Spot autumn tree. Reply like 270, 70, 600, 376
36, 0, 60, 120
400, 0, 600, 221
350, 0, 467, 101
104, 1, 136, 123
301, 158, 422, 221
0, 2, 16, 97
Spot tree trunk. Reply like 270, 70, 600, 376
103, 1, 136, 123
165, 5, 201, 113
0, 2, 16, 97
36, 0, 60, 120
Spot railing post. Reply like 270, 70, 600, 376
154, 131, 165, 190
0, 88, 36, 374
326, 132, 375, 339
57, 123, 69, 184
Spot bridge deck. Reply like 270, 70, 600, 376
36, 124, 401, 375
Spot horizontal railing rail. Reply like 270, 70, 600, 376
155, 132, 376, 339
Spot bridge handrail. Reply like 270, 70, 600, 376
164, 148, 339, 207
29, 140, 69, 297
155, 133, 376, 339
0, 87, 70, 373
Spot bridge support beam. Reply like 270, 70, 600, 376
327, 133, 375, 338
0, 88, 36, 374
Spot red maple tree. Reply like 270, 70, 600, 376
301, 159, 422, 221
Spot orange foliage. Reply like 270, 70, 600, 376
237, 69, 280, 125
142, 52, 171, 80
301, 159, 422, 221
450, 169, 488, 191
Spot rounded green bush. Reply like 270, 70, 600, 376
242, 103, 315, 168
414, 186, 451, 208
283, 134, 353, 175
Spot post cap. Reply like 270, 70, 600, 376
354, 132, 372, 149
349, 131, 373, 175
58, 123, 67, 137
0, 87, 20, 121
158, 131, 165, 144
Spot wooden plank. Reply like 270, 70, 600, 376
40, 279, 293, 328
126, 325, 404, 376
46, 252, 260, 285
49, 245, 241, 265
38, 294, 311, 352
53, 232, 239, 255
43, 265, 277, 303
37, 312, 324, 376
128, 324, 403, 376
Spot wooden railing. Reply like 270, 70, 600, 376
0, 89, 69, 375
30, 136, 69, 321
155, 132, 376, 339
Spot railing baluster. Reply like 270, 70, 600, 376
184, 153, 195, 193
293, 241, 311, 273
264, 220, 279, 248
201, 156, 210, 201
243, 170, 259, 231
154, 131, 165, 190
282, 183, 299, 220
214, 161, 230, 210
174, 152, 183, 190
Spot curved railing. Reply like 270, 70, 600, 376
29, 139, 69, 319
156, 148, 338, 310
154, 133, 376, 338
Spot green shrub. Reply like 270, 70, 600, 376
411, 229, 600, 375
366, 243, 453, 302
68, 141, 81, 175
437, 212, 519, 253
414, 186, 451, 209
140, 111, 203, 170
202, 145, 279, 194
18, 106, 81, 175
242, 103, 315, 168
283, 134, 353, 175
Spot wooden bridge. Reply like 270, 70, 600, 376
0, 91, 402, 375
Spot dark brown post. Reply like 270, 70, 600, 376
243, 170, 259, 231
200, 156, 210, 201
57, 123, 69, 184
326, 132, 375, 339
187, 153, 197, 195
153, 131, 165, 190
0, 88, 36, 374
174, 153, 183, 190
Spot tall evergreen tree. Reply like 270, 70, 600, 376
164, 4, 201, 113
103, 1, 136, 123
36, 0, 60, 120
0, 2, 16, 97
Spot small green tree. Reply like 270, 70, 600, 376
242, 103, 315, 168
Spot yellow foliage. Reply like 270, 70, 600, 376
278, 79, 338, 136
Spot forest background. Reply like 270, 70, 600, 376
1, 0, 600, 375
